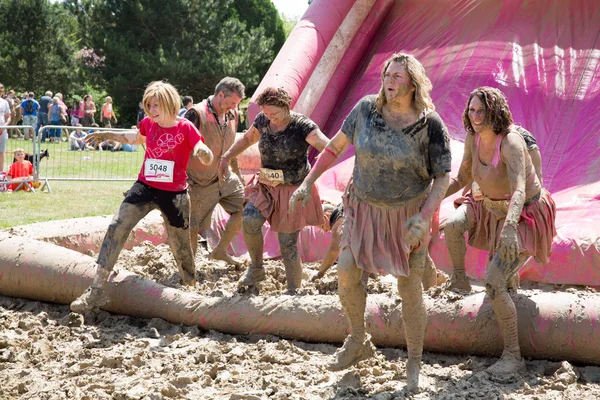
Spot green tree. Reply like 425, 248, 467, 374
230, 0, 286, 80
0, 0, 81, 96
66, 0, 275, 126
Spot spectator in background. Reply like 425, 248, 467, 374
0, 83, 12, 171
101, 96, 117, 128
20, 92, 39, 140
46, 97, 64, 143
178, 95, 193, 117
36, 90, 53, 137
6, 148, 33, 191
136, 101, 145, 127
82, 94, 96, 127
55, 93, 69, 124
6, 90, 22, 138
69, 124, 87, 150
70, 100, 81, 126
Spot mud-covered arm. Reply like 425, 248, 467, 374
498, 133, 528, 262
445, 134, 474, 198
230, 157, 244, 183
84, 129, 145, 145
305, 128, 330, 153
288, 130, 350, 213
219, 126, 260, 181
529, 147, 543, 183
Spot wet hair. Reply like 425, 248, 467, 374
142, 81, 180, 119
463, 86, 514, 135
256, 87, 292, 111
182, 96, 193, 106
375, 53, 435, 116
215, 77, 245, 99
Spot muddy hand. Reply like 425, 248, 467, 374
84, 133, 104, 144
289, 184, 311, 213
498, 224, 519, 263
404, 214, 428, 248
217, 157, 230, 182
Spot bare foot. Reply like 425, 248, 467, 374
406, 356, 421, 394
446, 273, 472, 292
210, 249, 242, 267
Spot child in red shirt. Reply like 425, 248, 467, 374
7, 148, 33, 191
70, 81, 213, 314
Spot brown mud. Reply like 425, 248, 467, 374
1, 240, 600, 399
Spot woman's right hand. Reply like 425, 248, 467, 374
217, 157, 231, 182
289, 183, 312, 213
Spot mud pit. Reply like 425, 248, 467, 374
1, 241, 600, 399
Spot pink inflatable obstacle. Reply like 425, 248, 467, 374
227, 0, 600, 286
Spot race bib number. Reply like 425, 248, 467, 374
259, 168, 285, 187
144, 159, 174, 182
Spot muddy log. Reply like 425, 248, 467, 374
0, 233, 598, 365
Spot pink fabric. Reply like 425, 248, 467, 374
137, 117, 203, 192
460, 190, 556, 263
245, 174, 324, 234
341, 182, 429, 277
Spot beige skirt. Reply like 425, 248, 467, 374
341, 182, 429, 277
245, 173, 324, 234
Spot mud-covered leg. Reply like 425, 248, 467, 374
421, 251, 437, 290
278, 231, 302, 292
444, 204, 473, 292
164, 223, 196, 285
71, 200, 153, 313
211, 210, 242, 266
239, 202, 267, 286
163, 192, 196, 285
485, 253, 529, 377
397, 248, 427, 394
328, 248, 375, 371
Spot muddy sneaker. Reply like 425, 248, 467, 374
328, 334, 376, 371
238, 264, 266, 287
70, 286, 109, 314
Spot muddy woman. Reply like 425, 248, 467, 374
443, 87, 556, 376
70, 81, 213, 313
290, 53, 451, 393
218, 87, 329, 293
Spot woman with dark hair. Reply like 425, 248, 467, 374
443, 86, 556, 376
218, 87, 329, 293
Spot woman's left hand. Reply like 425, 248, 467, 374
497, 223, 519, 263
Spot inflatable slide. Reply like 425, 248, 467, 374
236, 0, 600, 286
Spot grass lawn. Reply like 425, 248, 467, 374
2, 135, 143, 228
0, 180, 134, 228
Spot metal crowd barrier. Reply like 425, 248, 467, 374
35, 125, 144, 192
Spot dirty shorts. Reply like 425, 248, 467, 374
188, 174, 244, 231
124, 180, 190, 229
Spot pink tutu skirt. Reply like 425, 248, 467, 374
245, 173, 324, 234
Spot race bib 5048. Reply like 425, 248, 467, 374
144, 159, 174, 182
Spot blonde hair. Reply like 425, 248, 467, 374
14, 148, 25, 154
142, 81, 180, 119
375, 53, 435, 116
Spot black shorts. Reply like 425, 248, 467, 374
124, 180, 189, 229
329, 202, 344, 227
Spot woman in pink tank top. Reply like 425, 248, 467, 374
443, 87, 556, 378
